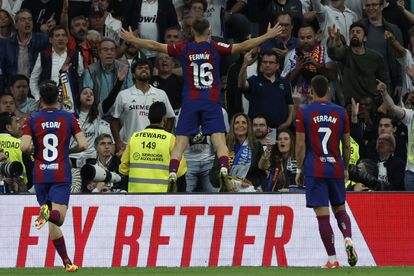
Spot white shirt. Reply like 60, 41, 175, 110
206, 0, 227, 38
70, 112, 113, 167
397, 49, 414, 103
312, 0, 358, 46
112, 85, 175, 144
105, 13, 122, 45
29, 49, 84, 100
139, 0, 159, 58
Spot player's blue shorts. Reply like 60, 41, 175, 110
305, 177, 345, 208
34, 182, 71, 206
176, 100, 226, 136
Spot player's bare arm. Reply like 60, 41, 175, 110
119, 27, 168, 54
20, 135, 33, 154
295, 131, 306, 186
378, 79, 405, 120
69, 132, 88, 154
232, 23, 282, 54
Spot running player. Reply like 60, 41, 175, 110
20, 80, 88, 272
295, 75, 357, 268
120, 17, 282, 188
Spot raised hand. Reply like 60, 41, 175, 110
351, 97, 359, 118
376, 79, 387, 94
119, 27, 138, 43
266, 22, 283, 38
243, 49, 257, 66
117, 65, 129, 81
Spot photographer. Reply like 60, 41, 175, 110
0, 112, 27, 193
80, 134, 126, 193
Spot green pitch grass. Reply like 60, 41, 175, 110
1, 267, 414, 276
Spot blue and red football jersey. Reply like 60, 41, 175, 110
167, 40, 232, 103
296, 100, 350, 179
22, 108, 82, 184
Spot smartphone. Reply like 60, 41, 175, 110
267, 128, 277, 145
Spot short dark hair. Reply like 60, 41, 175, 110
99, 38, 116, 49
191, 0, 208, 11
49, 25, 67, 38
15, 8, 32, 23
10, 74, 29, 87
148, 102, 166, 124
131, 58, 153, 74
39, 80, 59, 105
191, 17, 210, 35
311, 75, 329, 98
378, 114, 398, 128
298, 21, 318, 34
275, 11, 293, 25
94, 133, 113, 147
252, 115, 269, 127
260, 50, 278, 61
349, 21, 366, 36
0, 112, 14, 133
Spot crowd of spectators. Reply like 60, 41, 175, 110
1, 0, 414, 193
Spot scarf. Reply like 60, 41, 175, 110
229, 139, 252, 180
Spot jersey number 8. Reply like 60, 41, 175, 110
43, 133, 58, 162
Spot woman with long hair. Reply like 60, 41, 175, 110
259, 128, 300, 192
210, 112, 266, 191
69, 87, 112, 170
0, 9, 14, 39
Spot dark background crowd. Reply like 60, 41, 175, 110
0, 0, 414, 194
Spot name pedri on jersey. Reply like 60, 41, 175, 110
167, 40, 232, 103
296, 100, 350, 179
23, 108, 82, 184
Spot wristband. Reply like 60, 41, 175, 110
296, 168, 302, 174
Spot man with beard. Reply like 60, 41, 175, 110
68, 16, 99, 69
327, 22, 390, 103
252, 115, 274, 148
311, 0, 358, 46
111, 58, 175, 154
281, 22, 336, 103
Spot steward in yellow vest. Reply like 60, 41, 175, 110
0, 112, 27, 193
119, 102, 186, 192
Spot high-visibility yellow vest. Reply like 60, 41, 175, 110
120, 127, 186, 192
0, 134, 27, 184
342, 136, 360, 188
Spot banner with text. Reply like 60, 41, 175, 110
0, 193, 413, 267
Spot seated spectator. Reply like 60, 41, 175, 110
362, 114, 407, 166
69, 87, 112, 170
258, 128, 299, 192
210, 113, 266, 191
0, 8, 15, 39
181, 14, 195, 41
252, 115, 273, 148
0, 93, 16, 114
378, 79, 414, 191
375, 133, 405, 191
10, 74, 38, 116
81, 134, 126, 193
0, 112, 27, 193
